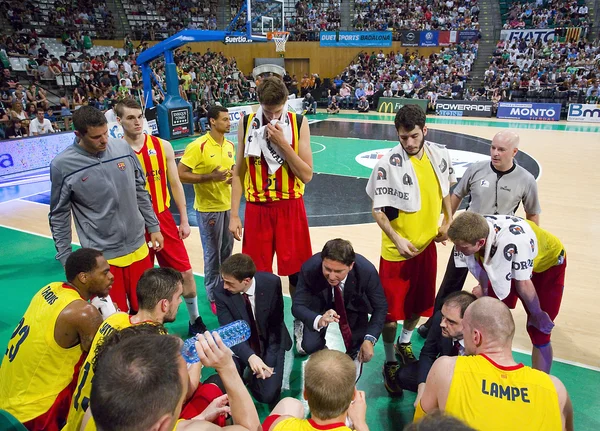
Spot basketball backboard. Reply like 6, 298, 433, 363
249, 0, 284, 38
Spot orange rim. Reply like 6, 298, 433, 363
267, 31, 290, 40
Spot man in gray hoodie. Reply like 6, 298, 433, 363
49, 106, 163, 313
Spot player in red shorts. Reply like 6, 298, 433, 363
448, 212, 566, 373
366, 105, 455, 395
230, 76, 313, 351
117, 99, 207, 335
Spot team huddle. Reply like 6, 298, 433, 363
0, 77, 573, 431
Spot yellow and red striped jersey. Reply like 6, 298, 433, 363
135, 134, 171, 214
243, 112, 304, 203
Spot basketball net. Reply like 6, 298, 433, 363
268, 31, 290, 53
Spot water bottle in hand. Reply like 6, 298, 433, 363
181, 320, 251, 364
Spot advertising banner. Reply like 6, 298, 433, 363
0, 132, 74, 177
458, 30, 480, 41
499, 29, 555, 44
226, 105, 255, 133
567, 104, 600, 123
497, 102, 561, 121
377, 98, 428, 114
436, 100, 492, 118
399, 30, 420, 47
320, 31, 393, 47
169, 107, 192, 138
419, 30, 439, 47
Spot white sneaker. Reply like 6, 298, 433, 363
294, 319, 306, 355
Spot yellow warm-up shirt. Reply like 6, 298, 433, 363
0, 282, 85, 423
106, 243, 149, 267
63, 312, 134, 431
444, 355, 562, 430
526, 220, 566, 273
273, 418, 351, 431
381, 151, 443, 261
180, 133, 235, 212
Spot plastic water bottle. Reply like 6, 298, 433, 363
181, 320, 251, 364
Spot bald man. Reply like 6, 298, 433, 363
419, 130, 541, 338
415, 297, 573, 431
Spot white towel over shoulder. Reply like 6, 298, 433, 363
244, 106, 293, 175
365, 141, 456, 212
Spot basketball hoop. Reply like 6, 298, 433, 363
268, 31, 290, 52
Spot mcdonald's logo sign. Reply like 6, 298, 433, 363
376, 98, 428, 113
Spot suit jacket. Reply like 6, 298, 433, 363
214, 272, 292, 366
417, 310, 456, 384
292, 252, 388, 349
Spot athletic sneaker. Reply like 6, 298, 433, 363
382, 362, 403, 396
395, 341, 417, 365
294, 319, 306, 355
188, 316, 208, 337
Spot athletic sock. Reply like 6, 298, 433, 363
384, 342, 397, 363
185, 296, 200, 324
399, 329, 413, 344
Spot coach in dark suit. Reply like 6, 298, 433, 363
396, 291, 476, 406
214, 253, 292, 405
292, 238, 387, 362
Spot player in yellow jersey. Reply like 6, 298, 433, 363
448, 212, 567, 372
416, 297, 573, 431
263, 349, 369, 431
117, 99, 208, 336
0, 248, 113, 431
89, 331, 261, 431
366, 105, 454, 395
64, 267, 226, 431
178, 105, 235, 315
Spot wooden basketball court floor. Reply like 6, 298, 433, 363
0, 113, 599, 429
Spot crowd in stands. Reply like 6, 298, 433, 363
0, 41, 262, 138
353, 0, 481, 32
0, 0, 115, 39
321, 42, 478, 112
128, 0, 218, 41
480, 38, 600, 106
503, 0, 589, 29
286, 0, 341, 41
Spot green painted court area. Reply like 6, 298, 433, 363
1, 226, 599, 429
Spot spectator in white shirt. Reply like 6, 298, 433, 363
29, 108, 55, 136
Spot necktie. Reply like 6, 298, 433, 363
452, 340, 462, 356
333, 284, 353, 352
242, 293, 261, 354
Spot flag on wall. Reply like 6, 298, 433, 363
439, 31, 458, 46
565, 27, 582, 42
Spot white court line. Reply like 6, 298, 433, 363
311, 142, 326, 154
0, 189, 51, 205
1, 225, 597, 372
0, 222, 207, 279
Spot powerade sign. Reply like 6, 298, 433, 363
224, 35, 253, 44
500, 29, 555, 44
567, 104, 600, 123
436, 100, 492, 118
320, 31, 392, 47
420, 31, 439, 47
377, 97, 428, 113
497, 102, 561, 121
